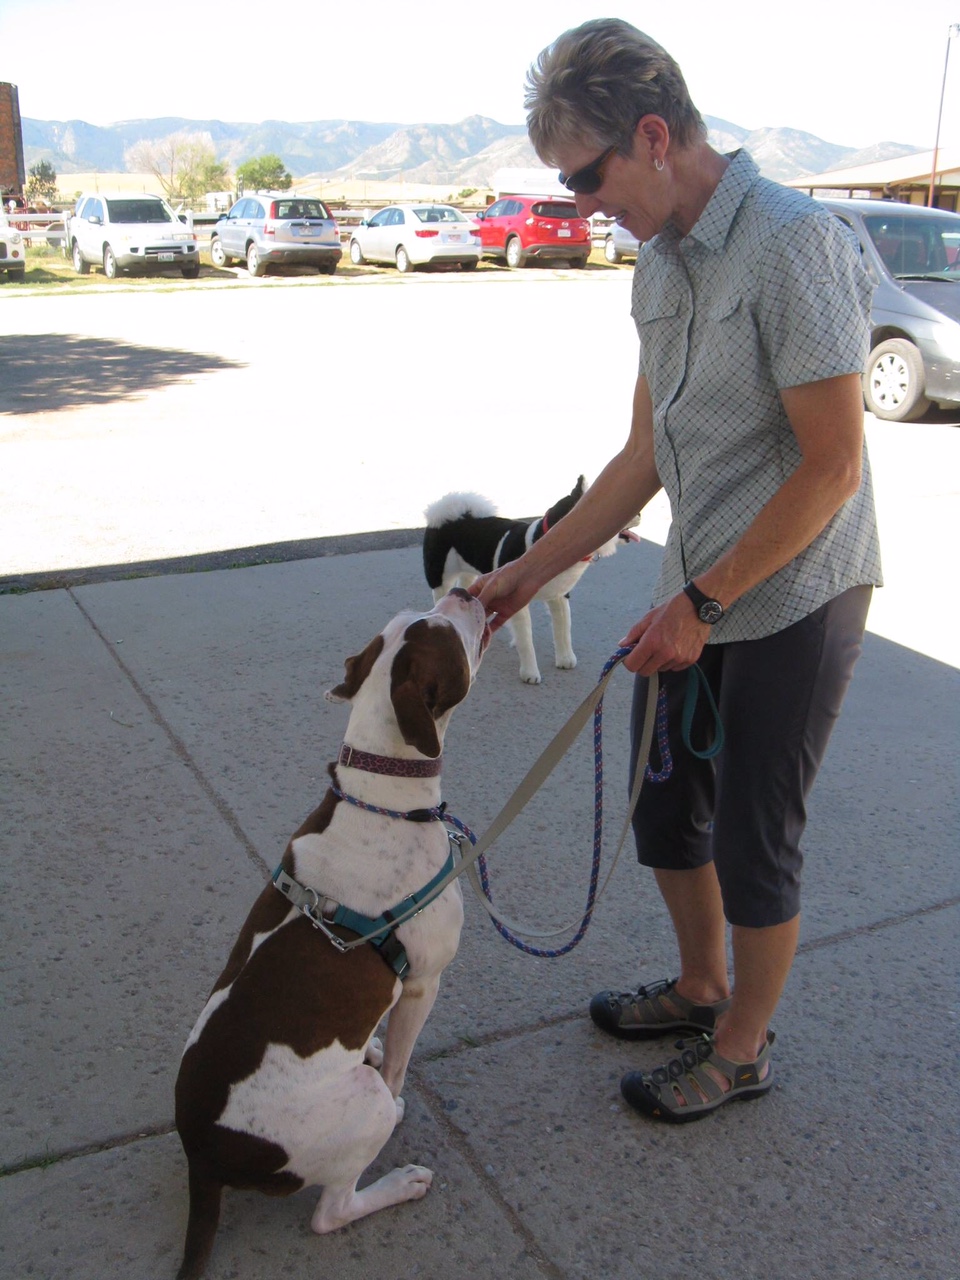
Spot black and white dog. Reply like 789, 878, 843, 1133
422, 476, 637, 684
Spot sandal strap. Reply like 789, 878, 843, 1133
648, 1032, 775, 1108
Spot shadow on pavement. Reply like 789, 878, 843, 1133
0, 333, 246, 415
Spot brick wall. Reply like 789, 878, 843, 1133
0, 82, 26, 199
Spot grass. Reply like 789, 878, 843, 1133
2, 239, 628, 293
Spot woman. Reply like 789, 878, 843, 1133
470, 18, 882, 1122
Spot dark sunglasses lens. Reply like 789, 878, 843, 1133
572, 167, 602, 195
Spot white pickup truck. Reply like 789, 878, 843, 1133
68, 192, 200, 279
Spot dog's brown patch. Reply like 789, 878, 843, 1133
390, 619, 471, 759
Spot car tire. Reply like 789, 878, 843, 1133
102, 245, 120, 279
247, 242, 266, 277
396, 245, 412, 273
569, 256, 587, 269
317, 262, 337, 275
505, 236, 525, 269
862, 338, 930, 422
209, 236, 231, 268
349, 239, 364, 265
604, 235, 622, 264
181, 264, 200, 279
8, 266, 25, 282
72, 240, 90, 275
460, 259, 478, 271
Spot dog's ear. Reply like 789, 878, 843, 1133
573, 475, 586, 498
325, 634, 385, 703
389, 621, 470, 758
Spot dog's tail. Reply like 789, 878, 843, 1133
176, 1166, 223, 1280
424, 491, 497, 527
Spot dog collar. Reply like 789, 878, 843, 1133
337, 743, 442, 778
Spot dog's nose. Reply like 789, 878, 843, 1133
447, 587, 472, 603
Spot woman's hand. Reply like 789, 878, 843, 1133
467, 561, 542, 632
620, 592, 709, 675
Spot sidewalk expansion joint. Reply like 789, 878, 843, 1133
67, 587, 269, 878
1, 1123, 175, 1179
412, 1068, 568, 1280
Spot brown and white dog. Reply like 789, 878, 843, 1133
423, 476, 637, 684
174, 590, 489, 1280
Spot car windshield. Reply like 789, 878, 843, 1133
274, 199, 331, 220
105, 199, 173, 224
531, 202, 580, 219
863, 212, 960, 279
413, 207, 465, 223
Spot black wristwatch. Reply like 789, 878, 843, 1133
683, 580, 724, 625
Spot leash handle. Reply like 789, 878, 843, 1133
682, 664, 725, 759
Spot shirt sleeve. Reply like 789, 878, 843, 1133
755, 210, 874, 390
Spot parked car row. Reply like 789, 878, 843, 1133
68, 192, 200, 279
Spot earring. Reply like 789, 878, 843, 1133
654, 158, 664, 172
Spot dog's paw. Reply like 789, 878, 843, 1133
520, 670, 543, 684
365, 1037, 384, 1068
555, 654, 577, 670
395, 1096, 406, 1123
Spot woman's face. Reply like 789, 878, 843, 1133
554, 122, 672, 243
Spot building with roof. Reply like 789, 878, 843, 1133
786, 149, 960, 211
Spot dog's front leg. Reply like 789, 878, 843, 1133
508, 607, 542, 684
546, 594, 576, 669
379, 974, 441, 1110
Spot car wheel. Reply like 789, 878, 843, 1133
349, 239, 364, 265
862, 338, 930, 422
317, 261, 337, 275
181, 264, 200, 279
102, 245, 120, 279
247, 242, 266, 277
569, 256, 587, 269
460, 259, 478, 271
396, 245, 412, 273
209, 236, 231, 268
8, 266, 25, 282
505, 236, 525, 269
72, 240, 90, 275
604, 235, 622, 264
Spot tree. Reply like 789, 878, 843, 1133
26, 159, 58, 203
124, 131, 229, 201
236, 154, 292, 192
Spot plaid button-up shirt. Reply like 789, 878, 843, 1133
632, 149, 882, 642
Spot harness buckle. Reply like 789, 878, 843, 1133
301, 904, 352, 953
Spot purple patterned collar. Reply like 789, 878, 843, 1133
337, 743, 443, 779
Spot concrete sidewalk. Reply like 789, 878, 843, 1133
1, 539, 957, 1280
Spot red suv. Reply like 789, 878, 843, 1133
474, 196, 591, 268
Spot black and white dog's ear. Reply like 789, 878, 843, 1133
326, 634, 386, 703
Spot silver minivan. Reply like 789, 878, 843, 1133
820, 198, 960, 421
210, 193, 342, 277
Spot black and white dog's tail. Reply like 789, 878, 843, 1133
423, 492, 500, 592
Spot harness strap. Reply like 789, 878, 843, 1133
272, 847, 457, 980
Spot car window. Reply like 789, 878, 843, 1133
274, 199, 330, 220
863, 212, 960, 277
389, 209, 404, 226
368, 209, 390, 227
249, 201, 265, 220
413, 206, 464, 223
106, 199, 172, 224
532, 201, 580, 218
485, 201, 506, 218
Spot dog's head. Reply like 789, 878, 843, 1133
542, 475, 586, 531
326, 589, 490, 759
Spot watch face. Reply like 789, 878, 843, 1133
699, 600, 724, 625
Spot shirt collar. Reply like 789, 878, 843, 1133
656, 148, 760, 255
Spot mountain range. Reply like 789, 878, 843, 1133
21, 113, 920, 187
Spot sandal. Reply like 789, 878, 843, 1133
589, 977, 731, 1040
620, 1030, 776, 1123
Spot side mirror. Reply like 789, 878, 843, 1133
475, 211, 485, 221
88, 215, 102, 226
359, 219, 369, 228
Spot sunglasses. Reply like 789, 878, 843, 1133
558, 144, 618, 195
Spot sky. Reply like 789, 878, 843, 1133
1, 0, 958, 153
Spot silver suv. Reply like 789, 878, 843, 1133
68, 193, 200, 279
210, 193, 342, 277
603, 220, 640, 264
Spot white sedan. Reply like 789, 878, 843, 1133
349, 204, 480, 272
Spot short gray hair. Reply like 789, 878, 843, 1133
525, 18, 705, 163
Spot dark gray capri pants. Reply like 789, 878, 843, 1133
629, 584, 873, 928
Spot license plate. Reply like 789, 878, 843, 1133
158, 252, 174, 261
447, 233, 463, 242
558, 229, 571, 238
296, 227, 316, 237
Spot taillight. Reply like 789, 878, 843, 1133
263, 223, 276, 238
415, 229, 439, 238
525, 217, 536, 226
